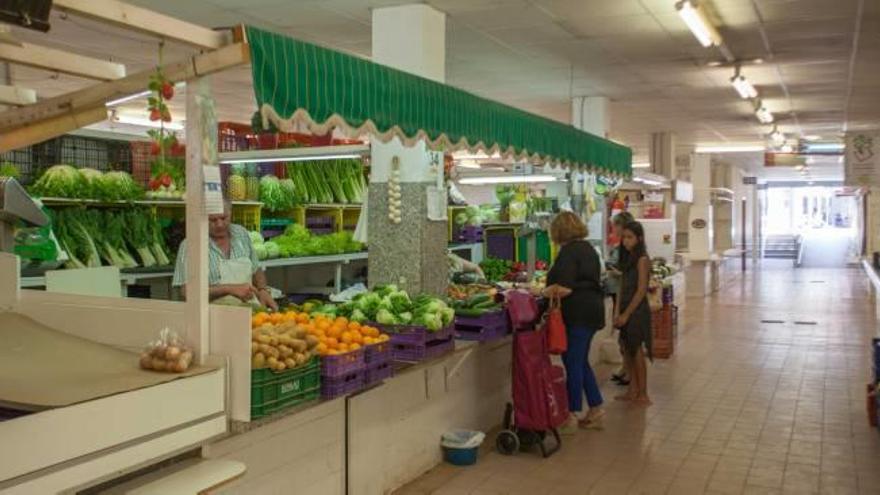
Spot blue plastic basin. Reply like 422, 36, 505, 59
443, 446, 479, 466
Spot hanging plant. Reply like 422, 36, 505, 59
145, 42, 185, 200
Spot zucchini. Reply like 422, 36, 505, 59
455, 308, 490, 317
473, 299, 499, 310
464, 293, 491, 308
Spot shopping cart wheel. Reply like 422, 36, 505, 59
496, 429, 520, 455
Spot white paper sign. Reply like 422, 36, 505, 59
202, 166, 224, 214
426, 186, 447, 221
845, 131, 880, 187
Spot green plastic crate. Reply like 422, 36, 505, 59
251, 356, 320, 419
517, 229, 551, 265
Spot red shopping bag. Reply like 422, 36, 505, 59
544, 297, 567, 354
506, 289, 539, 330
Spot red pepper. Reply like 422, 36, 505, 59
161, 175, 172, 187
149, 109, 161, 121
150, 142, 161, 155
161, 82, 175, 100
148, 178, 159, 190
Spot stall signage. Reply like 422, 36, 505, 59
845, 131, 880, 187
691, 219, 707, 229
743, 176, 757, 185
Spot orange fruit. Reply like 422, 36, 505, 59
317, 320, 330, 331
326, 349, 339, 356
338, 343, 349, 353
316, 343, 328, 354
378, 334, 390, 342
326, 337, 339, 347
335, 316, 349, 326
348, 321, 361, 331
340, 332, 353, 344
350, 343, 361, 351
351, 332, 363, 345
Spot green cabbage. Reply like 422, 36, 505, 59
264, 241, 280, 258
249, 231, 264, 245
97, 171, 142, 201
31, 165, 88, 198
376, 308, 398, 325
254, 243, 268, 260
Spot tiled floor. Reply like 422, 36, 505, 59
396, 262, 880, 495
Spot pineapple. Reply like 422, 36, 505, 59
245, 163, 260, 201
227, 164, 246, 201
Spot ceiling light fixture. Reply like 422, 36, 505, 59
220, 153, 361, 165
769, 126, 785, 146
633, 177, 663, 186
676, 0, 723, 47
755, 104, 774, 124
804, 143, 845, 152
456, 159, 481, 169
802, 135, 821, 141
106, 90, 151, 107
458, 175, 559, 185
632, 162, 651, 169
730, 67, 758, 99
695, 145, 765, 153
780, 144, 793, 153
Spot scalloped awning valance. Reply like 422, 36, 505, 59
246, 26, 631, 177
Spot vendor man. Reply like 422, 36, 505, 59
172, 200, 278, 311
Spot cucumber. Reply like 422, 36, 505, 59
473, 300, 499, 310
455, 308, 490, 317
464, 293, 491, 308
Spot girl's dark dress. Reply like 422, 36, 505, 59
619, 255, 652, 359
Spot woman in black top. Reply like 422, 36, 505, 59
545, 211, 606, 432
614, 221, 652, 405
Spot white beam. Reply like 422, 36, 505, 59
0, 41, 126, 81
53, 0, 228, 50
0, 85, 36, 106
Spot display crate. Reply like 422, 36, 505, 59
516, 229, 551, 265
376, 322, 454, 346
364, 340, 391, 365
458, 225, 484, 243
0, 146, 35, 185
250, 357, 320, 419
393, 337, 454, 363
33, 135, 133, 174
321, 347, 365, 378
454, 309, 510, 342
484, 226, 518, 261
364, 361, 393, 387
231, 203, 261, 231
321, 370, 364, 400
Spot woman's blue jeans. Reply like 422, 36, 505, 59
561, 326, 603, 412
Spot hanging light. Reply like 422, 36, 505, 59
755, 103, 774, 124
730, 67, 758, 99
676, 0, 723, 47
769, 126, 785, 147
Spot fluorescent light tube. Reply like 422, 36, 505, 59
731, 75, 758, 99
805, 143, 844, 152
113, 114, 184, 130
695, 145, 765, 153
456, 159, 481, 169
632, 162, 651, 169
633, 177, 663, 186
458, 175, 558, 185
676, 0, 722, 47
220, 154, 361, 165
106, 90, 151, 107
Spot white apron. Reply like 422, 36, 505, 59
212, 256, 260, 306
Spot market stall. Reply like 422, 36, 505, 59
0, 9, 630, 493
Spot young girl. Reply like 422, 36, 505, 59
606, 211, 635, 386
614, 221, 652, 405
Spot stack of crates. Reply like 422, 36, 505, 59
250, 357, 321, 420
321, 348, 365, 400
652, 284, 678, 359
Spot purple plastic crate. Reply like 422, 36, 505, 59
393, 336, 455, 363
455, 309, 510, 341
321, 370, 364, 399
485, 231, 516, 261
288, 293, 327, 305
373, 322, 454, 347
457, 225, 484, 243
309, 227, 335, 235
306, 217, 334, 227
364, 341, 391, 365
364, 361, 393, 386
321, 348, 365, 378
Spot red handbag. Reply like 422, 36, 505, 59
544, 297, 567, 354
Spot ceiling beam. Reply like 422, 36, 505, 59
53, 0, 229, 50
0, 40, 250, 150
0, 106, 108, 153
0, 85, 36, 106
0, 42, 126, 81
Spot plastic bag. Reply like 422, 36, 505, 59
139, 328, 194, 373
441, 430, 486, 449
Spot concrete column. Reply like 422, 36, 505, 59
571, 96, 609, 139
649, 132, 676, 178
368, 5, 448, 295
688, 153, 714, 260
750, 184, 760, 259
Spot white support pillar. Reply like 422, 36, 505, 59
367, 4, 448, 295
184, 77, 216, 363
650, 132, 676, 179
750, 184, 760, 260
571, 96, 609, 139
688, 153, 714, 259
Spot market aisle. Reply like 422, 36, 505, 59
395, 262, 880, 495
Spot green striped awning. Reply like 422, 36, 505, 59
245, 26, 631, 177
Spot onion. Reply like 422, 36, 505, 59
164, 346, 181, 360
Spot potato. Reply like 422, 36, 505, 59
171, 359, 189, 373
278, 334, 294, 346
164, 346, 181, 361
305, 335, 319, 348
278, 344, 293, 357
252, 352, 266, 369
284, 357, 297, 369
264, 346, 280, 359
267, 356, 279, 368
293, 328, 307, 339
139, 353, 153, 370
291, 339, 307, 352
179, 351, 193, 365
151, 344, 168, 358
251, 342, 259, 353
269, 336, 279, 346
274, 361, 287, 371
295, 353, 309, 366
256, 334, 271, 344
151, 357, 167, 371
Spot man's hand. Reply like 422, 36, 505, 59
228, 284, 257, 302
256, 288, 279, 311
614, 314, 629, 328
